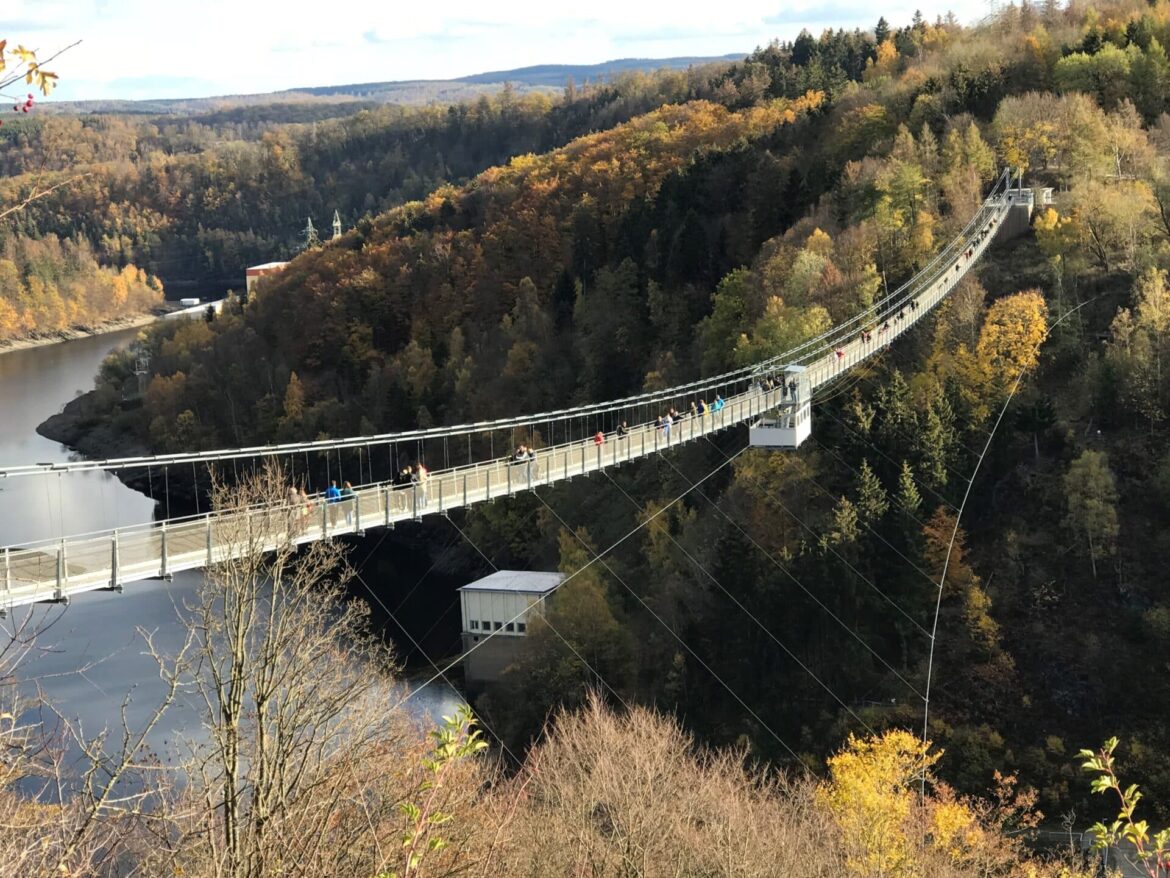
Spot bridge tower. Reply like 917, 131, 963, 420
332, 209, 342, 241
749, 364, 811, 449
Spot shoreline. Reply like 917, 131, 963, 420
0, 311, 164, 357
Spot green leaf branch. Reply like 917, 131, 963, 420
381, 705, 489, 878
1080, 737, 1170, 877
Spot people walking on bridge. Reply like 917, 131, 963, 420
689, 401, 698, 419
713, 394, 724, 412
299, 487, 312, 524
325, 480, 342, 527
341, 480, 355, 525
395, 465, 414, 512
287, 485, 302, 533
594, 430, 605, 446
697, 399, 707, 417
415, 462, 429, 507
663, 412, 673, 443
617, 420, 629, 440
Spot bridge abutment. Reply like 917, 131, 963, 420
997, 186, 1052, 242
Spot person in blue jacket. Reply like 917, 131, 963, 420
325, 480, 341, 527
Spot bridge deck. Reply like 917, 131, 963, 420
0, 193, 1011, 610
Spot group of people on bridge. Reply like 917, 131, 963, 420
393, 462, 429, 510
284, 479, 357, 528
650, 394, 726, 443
278, 462, 433, 528
511, 444, 539, 481
832, 301, 924, 361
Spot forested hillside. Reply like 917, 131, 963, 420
0, 67, 742, 298
0, 235, 161, 341
47, 0, 1170, 825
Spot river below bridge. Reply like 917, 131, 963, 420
0, 327, 460, 775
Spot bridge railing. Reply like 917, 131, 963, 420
802, 192, 1010, 391
787, 177, 1013, 377
1, 381, 786, 606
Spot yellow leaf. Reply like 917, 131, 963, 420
37, 70, 57, 95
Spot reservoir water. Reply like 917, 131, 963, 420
0, 328, 459, 772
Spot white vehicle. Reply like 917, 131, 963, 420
179, 297, 201, 307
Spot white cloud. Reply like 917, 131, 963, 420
2, 0, 993, 101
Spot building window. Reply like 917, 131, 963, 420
472, 636, 479, 643
470, 620, 478, 630
505, 622, 515, 632
517, 622, 527, 633
494, 622, 502, 631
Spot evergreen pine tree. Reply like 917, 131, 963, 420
897, 460, 922, 519
857, 458, 889, 523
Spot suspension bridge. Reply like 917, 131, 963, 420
0, 171, 1030, 611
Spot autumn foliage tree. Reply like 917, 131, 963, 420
975, 289, 1049, 413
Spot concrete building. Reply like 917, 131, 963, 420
245, 261, 290, 294
459, 570, 562, 688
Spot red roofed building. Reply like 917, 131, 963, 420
245, 261, 289, 294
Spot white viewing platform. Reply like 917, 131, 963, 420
749, 365, 811, 449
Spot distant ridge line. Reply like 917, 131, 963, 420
454, 54, 745, 84
295, 54, 744, 95
45, 54, 746, 115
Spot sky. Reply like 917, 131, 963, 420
4, 0, 994, 103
